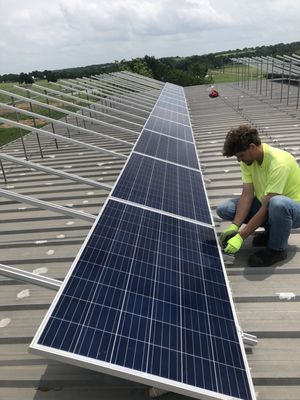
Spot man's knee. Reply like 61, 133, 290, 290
216, 199, 236, 221
268, 196, 288, 216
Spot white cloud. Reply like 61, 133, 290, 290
0, 0, 299, 75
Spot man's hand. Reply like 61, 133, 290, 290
220, 223, 239, 248
224, 233, 244, 254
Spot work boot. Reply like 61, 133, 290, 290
248, 247, 287, 267
252, 232, 269, 247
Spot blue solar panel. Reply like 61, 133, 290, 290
152, 107, 190, 126
112, 153, 211, 224
31, 81, 256, 400
33, 199, 254, 400
156, 99, 188, 115
159, 95, 187, 107
145, 116, 193, 142
134, 129, 199, 169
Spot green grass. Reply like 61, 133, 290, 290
207, 64, 262, 84
0, 127, 28, 147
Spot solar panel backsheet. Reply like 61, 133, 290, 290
30, 81, 256, 400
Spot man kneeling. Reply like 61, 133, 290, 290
217, 125, 300, 267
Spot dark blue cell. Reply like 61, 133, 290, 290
112, 153, 212, 224
152, 107, 190, 126
145, 115, 193, 142
156, 99, 188, 114
134, 130, 199, 169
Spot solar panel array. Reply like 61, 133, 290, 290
30, 82, 256, 400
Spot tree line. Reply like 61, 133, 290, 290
1, 41, 299, 86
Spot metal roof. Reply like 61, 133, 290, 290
1, 73, 300, 400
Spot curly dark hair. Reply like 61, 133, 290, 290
223, 125, 261, 157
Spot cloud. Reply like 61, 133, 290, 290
0, 0, 300, 75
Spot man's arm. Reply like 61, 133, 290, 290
232, 183, 255, 227
239, 193, 277, 239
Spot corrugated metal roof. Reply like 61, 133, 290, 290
0, 75, 300, 400
185, 80, 300, 400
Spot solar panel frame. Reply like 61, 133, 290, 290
30, 82, 256, 400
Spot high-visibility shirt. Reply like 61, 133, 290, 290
241, 143, 300, 202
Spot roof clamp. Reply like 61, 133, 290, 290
222, 253, 235, 264
242, 332, 258, 347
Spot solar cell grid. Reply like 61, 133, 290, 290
156, 100, 188, 115
152, 107, 190, 126
165, 83, 183, 92
112, 153, 212, 224
162, 90, 184, 98
134, 129, 199, 169
145, 116, 193, 142
159, 95, 187, 107
34, 200, 254, 400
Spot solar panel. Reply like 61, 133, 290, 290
112, 153, 212, 224
30, 81, 256, 400
156, 99, 189, 115
152, 106, 190, 125
145, 116, 193, 142
134, 129, 199, 169
32, 199, 254, 400
159, 95, 187, 107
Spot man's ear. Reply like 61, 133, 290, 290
248, 143, 257, 151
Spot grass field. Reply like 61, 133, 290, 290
207, 64, 261, 84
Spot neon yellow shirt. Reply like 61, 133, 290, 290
241, 143, 300, 202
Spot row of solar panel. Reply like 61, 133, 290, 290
32, 82, 255, 400
110, 84, 212, 224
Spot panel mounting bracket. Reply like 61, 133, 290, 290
242, 332, 258, 347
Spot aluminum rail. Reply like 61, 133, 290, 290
114, 71, 163, 91
1, 100, 134, 147
34, 82, 146, 122
0, 152, 113, 191
79, 77, 152, 113
55, 80, 151, 113
0, 116, 128, 160
80, 77, 136, 96
0, 187, 97, 222
107, 74, 162, 98
108, 70, 163, 91
97, 72, 155, 92
8, 86, 142, 133
93, 74, 159, 102
66, 77, 155, 108
0, 263, 62, 290
77, 77, 156, 108
121, 71, 164, 89
56, 80, 151, 113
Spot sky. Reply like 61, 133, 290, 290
1, 0, 300, 75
